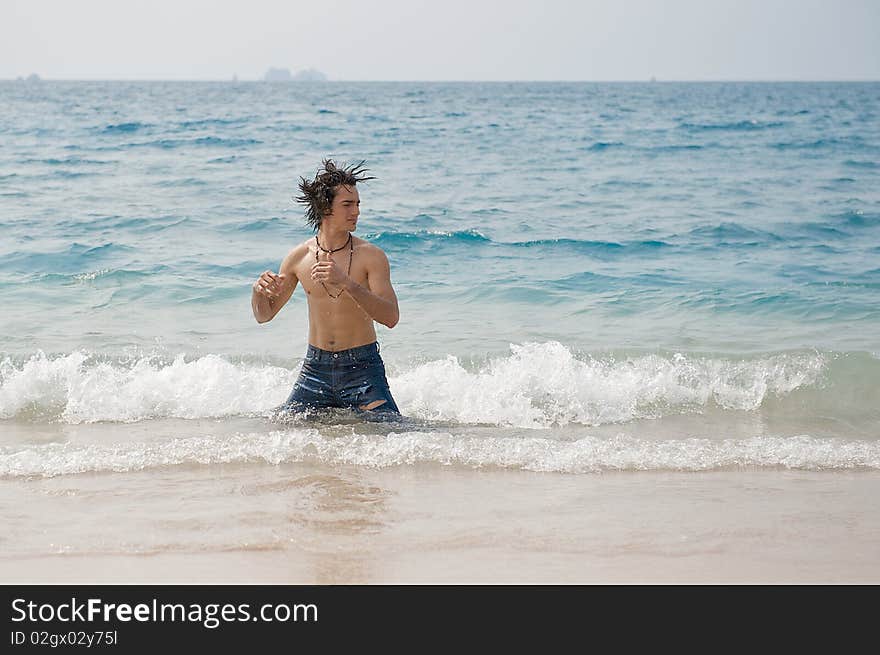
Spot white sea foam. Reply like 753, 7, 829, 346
72, 269, 110, 282
1, 430, 878, 478
0, 343, 827, 426
0, 350, 291, 423
393, 342, 827, 428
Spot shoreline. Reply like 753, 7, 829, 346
3, 466, 879, 584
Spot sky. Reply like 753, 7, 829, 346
3, 0, 879, 81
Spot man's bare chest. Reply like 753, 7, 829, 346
294, 248, 369, 297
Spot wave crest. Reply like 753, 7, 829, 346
394, 342, 826, 427
2, 431, 877, 478
0, 351, 290, 423
0, 343, 839, 427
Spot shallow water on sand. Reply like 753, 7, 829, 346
3, 462, 879, 583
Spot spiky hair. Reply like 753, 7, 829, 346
295, 158, 376, 230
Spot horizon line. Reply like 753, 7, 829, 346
3, 77, 880, 83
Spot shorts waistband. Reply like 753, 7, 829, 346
305, 341, 380, 363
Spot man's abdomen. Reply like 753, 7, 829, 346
306, 297, 377, 352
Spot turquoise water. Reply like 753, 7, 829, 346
1, 81, 879, 474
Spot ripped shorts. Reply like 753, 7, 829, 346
281, 341, 400, 414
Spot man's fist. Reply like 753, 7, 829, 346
253, 270, 286, 300
311, 256, 349, 287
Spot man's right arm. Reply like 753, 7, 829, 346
251, 248, 301, 323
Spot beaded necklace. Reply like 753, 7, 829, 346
315, 233, 353, 299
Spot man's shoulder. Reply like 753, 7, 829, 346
280, 240, 312, 270
353, 236, 388, 260
291, 239, 315, 256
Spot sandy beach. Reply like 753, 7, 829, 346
3, 463, 878, 584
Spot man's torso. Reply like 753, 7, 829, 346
285, 237, 379, 351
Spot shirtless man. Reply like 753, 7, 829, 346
251, 159, 400, 415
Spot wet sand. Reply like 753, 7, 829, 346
2, 464, 879, 584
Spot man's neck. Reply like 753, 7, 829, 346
316, 228, 351, 252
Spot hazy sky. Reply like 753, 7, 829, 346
3, 0, 879, 81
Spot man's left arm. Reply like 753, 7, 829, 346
344, 248, 399, 328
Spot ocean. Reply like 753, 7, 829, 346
1, 81, 879, 582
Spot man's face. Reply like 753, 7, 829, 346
324, 184, 360, 231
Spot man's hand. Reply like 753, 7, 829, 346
311, 251, 350, 288
253, 270, 286, 300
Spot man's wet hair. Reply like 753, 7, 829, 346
295, 158, 376, 230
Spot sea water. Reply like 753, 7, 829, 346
1, 81, 879, 577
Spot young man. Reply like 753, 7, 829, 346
252, 159, 401, 415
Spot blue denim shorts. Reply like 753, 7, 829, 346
281, 342, 400, 414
